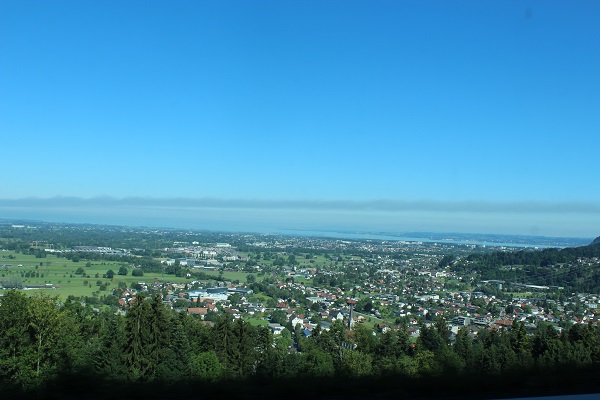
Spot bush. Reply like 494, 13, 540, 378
132, 269, 144, 277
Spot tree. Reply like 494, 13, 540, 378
105, 270, 114, 279
132, 269, 144, 277
0, 292, 76, 388
300, 349, 334, 377
124, 294, 151, 381
287, 254, 297, 266
418, 324, 445, 353
415, 350, 441, 376
453, 327, 474, 368
0, 290, 35, 387
355, 298, 373, 313
118, 266, 128, 276
375, 329, 410, 360
275, 329, 293, 351
338, 350, 373, 377
228, 318, 257, 378
434, 317, 451, 347
92, 312, 126, 379
123, 293, 168, 381
29, 294, 76, 381
532, 322, 558, 360
352, 324, 376, 354
509, 320, 529, 356
270, 310, 287, 325
254, 326, 277, 376
191, 351, 223, 381
155, 312, 191, 381
213, 316, 233, 370
316, 319, 346, 364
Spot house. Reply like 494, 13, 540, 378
493, 319, 513, 330
268, 323, 285, 335
452, 316, 470, 326
333, 311, 345, 321
276, 301, 287, 309
187, 307, 208, 318
407, 327, 421, 338
290, 316, 304, 327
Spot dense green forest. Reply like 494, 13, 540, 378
2, 290, 600, 398
452, 240, 600, 293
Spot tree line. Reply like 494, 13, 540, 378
451, 241, 600, 293
2, 290, 600, 398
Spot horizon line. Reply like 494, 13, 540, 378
1, 196, 599, 215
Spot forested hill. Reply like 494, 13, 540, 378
451, 237, 600, 293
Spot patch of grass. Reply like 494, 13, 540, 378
246, 317, 269, 326
292, 276, 310, 285
0, 252, 189, 299
249, 293, 273, 304
202, 270, 250, 283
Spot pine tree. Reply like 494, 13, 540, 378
229, 318, 256, 378
93, 312, 126, 380
213, 315, 234, 374
155, 312, 191, 381
124, 293, 154, 381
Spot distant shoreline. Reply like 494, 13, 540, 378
276, 229, 587, 248
0, 217, 590, 249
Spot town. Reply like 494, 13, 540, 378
2, 223, 599, 343
2, 222, 600, 398
143, 233, 600, 340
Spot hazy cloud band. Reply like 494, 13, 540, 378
0, 196, 598, 214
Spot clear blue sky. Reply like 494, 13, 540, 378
1, 1, 599, 238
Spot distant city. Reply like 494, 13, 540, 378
1, 217, 591, 249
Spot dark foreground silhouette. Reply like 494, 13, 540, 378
3, 365, 600, 400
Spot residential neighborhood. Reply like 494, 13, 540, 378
2, 222, 600, 399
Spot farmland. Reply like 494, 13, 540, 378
0, 250, 261, 300
0, 251, 190, 299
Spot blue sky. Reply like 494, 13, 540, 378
1, 1, 599, 238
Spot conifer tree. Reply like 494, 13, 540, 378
93, 312, 126, 380
124, 293, 154, 381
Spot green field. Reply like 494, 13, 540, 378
0, 251, 190, 300
293, 276, 310, 285
202, 269, 251, 283
299, 254, 330, 268
248, 293, 272, 303
246, 316, 269, 326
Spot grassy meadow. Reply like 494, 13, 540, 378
0, 251, 190, 300
203, 269, 251, 282
0, 251, 264, 300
